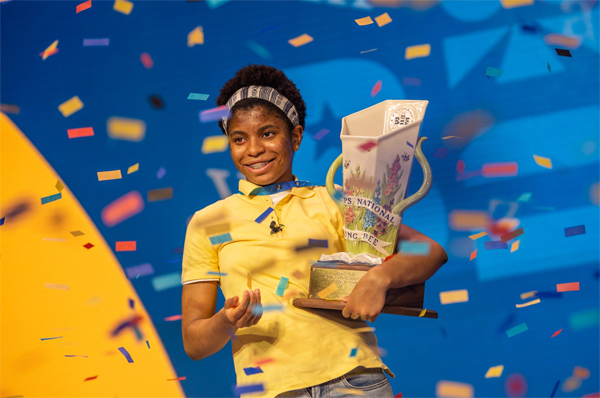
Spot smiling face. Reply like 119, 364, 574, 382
228, 105, 303, 186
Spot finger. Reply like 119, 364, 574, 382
238, 291, 257, 327
360, 315, 368, 322
250, 289, 262, 325
350, 313, 359, 320
342, 305, 351, 318
367, 315, 378, 322
224, 296, 239, 309
340, 296, 348, 302
231, 291, 250, 320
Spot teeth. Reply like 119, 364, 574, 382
249, 161, 270, 169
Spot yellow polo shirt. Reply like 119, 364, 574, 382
182, 179, 394, 397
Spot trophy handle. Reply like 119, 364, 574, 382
392, 137, 432, 215
326, 153, 344, 208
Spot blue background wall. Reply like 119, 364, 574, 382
2, 0, 599, 396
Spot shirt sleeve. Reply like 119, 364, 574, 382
181, 212, 220, 284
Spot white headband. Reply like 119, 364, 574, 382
222, 85, 300, 133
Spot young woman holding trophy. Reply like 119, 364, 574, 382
181, 65, 447, 397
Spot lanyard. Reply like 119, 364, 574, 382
247, 180, 315, 196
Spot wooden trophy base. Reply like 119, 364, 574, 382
292, 262, 438, 319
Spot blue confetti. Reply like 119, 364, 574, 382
40, 336, 63, 341
564, 224, 586, 237
259, 304, 284, 313
398, 241, 430, 255
199, 106, 231, 123
0, 216, 4, 226
151, 272, 181, 292
118, 347, 134, 363
243, 367, 263, 375
261, 24, 279, 33
188, 93, 209, 100
255, 207, 274, 223
485, 241, 508, 250
506, 322, 528, 337
206, 271, 228, 276
349, 347, 358, 357
550, 380, 560, 398
146, 340, 150, 349
209, 233, 232, 245
247, 40, 271, 59
41, 193, 62, 205
308, 239, 328, 248
275, 277, 289, 297
485, 66, 503, 78
128, 298, 134, 309
233, 384, 264, 394
407, 141, 414, 148
569, 308, 599, 330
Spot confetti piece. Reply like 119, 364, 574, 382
358, 141, 377, 152
127, 163, 139, 174
551, 329, 562, 338
501, 0, 534, 8
440, 289, 469, 305
259, 304, 284, 313
65, 355, 88, 358
125, 263, 153, 279
199, 105, 231, 123
485, 67, 503, 78
255, 207, 274, 223
516, 298, 540, 308
244, 367, 263, 375
360, 48, 378, 54
43, 238, 66, 242
292, 270, 304, 279
206, 271, 227, 276
333, 389, 364, 396
188, 93, 210, 100
557, 282, 579, 292
402, 77, 421, 86
520, 291, 537, 300
517, 193, 532, 202
66, 127, 94, 140
84, 375, 98, 381
156, 167, 166, 179
436, 380, 474, 398
547, 62, 552, 73
555, 48, 572, 57
164, 315, 182, 321
573, 366, 590, 379
562, 377, 581, 392
83, 242, 94, 249
406, 142, 414, 149
308, 239, 328, 248
405, 44, 430, 60
371, 80, 382, 97
107, 117, 146, 142
485, 365, 504, 378
254, 358, 275, 366
247, 40, 272, 59
275, 277, 289, 297
510, 240, 520, 253
485, 241, 508, 250
375, 12, 392, 27
0, 104, 20, 114
45, 283, 70, 290
469, 232, 488, 240
102, 191, 144, 227
317, 283, 338, 299
432, 148, 449, 159
149, 95, 163, 109
147, 187, 173, 202
533, 154, 552, 169
83, 38, 109, 46
58, 96, 83, 117
41, 336, 63, 340
469, 249, 477, 261
501, 227, 523, 242
442, 136, 461, 140
550, 380, 560, 398
543, 33, 580, 49
113, 0, 133, 14
353, 327, 376, 333
261, 25, 278, 33
209, 232, 232, 245
41, 40, 59, 60
395, 393, 403, 398
115, 241, 136, 251
0, 217, 5, 226
118, 347, 134, 363
76, 0, 91, 13
204, 222, 230, 236
151, 272, 181, 292
355, 16, 373, 26
419, 309, 427, 317
97, 170, 122, 181
146, 340, 150, 348
167, 376, 186, 381
398, 241, 430, 255
288, 34, 313, 47
140, 52, 153, 69
201, 135, 229, 154
127, 298, 135, 309
188, 26, 204, 47
313, 128, 330, 141
564, 225, 585, 237
482, 162, 518, 177
349, 347, 358, 357
506, 322, 528, 337
234, 384, 265, 394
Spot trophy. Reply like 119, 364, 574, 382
293, 100, 438, 319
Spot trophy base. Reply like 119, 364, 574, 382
292, 298, 438, 319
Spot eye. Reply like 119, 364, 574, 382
263, 131, 275, 138
233, 136, 245, 144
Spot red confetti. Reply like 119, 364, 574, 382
83, 242, 94, 249
164, 314, 183, 322
140, 52, 154, 69
384, 254, 397, 262
39, 48, 59, 58
115, 241, 137, 252
505, 373, 527, 398
371, 80, 382, 97
482, 162, 518, 178
469, 249, 477, 261
167, 376, 187, 381
557, 282, 580, 292
358, 141, 378, 152
84, 375, 99, 381
456, 160, 465, 175
76, 0, 91, 13
254, 357, 275, 366
101, 191, 144, 227
551, 329, 562, 338
67, 127, 94, 139
394, 393, 403, 398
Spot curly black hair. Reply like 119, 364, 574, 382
216, 65, 306, 135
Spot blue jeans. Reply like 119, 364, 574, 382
275, 367, 393, 398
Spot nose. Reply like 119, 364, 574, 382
247, 137, 265, 157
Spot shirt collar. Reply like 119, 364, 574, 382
238, 176, 316, 199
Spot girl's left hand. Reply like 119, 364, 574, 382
341, 270, 389, 322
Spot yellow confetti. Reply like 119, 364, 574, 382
573, 365, 590, 379
55, 180, 64, 192
419, 308, 427, 317
204, 222, 231, 237
288, 34, 314, 47
188, 26, 204, 47
201, 135, 229, 154
107, 117, 146, 142
468, 231, 488, 240
439, 289, 469, 305
442, 136, 462, 139
353, 327, 376, 333
374, 12, 392, 27
317, 283, 338, 299
113, 0, 133, 15
97, 170, 122, 181
501, 0, 534, 8
515, 298, 540, 308
405, 44, 431, 60
510, 240, 520, 253
58, 96, 84, 117
355, 16, 373, 26
520, 290, 537, 300
42, 40, 59, 60
333, 388, 364, 396
533, 154, 552, 169
127, 163, 139, 174
247, 273, 252, 289
484, 365, 504, 378
436, 381, 474, 398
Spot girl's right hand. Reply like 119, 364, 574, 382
222, 289, 262, 329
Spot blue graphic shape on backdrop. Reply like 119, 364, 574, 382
499, 25, 566, 83
460, 105, 599, 187
444, 27, 510, 88
441, 0, 501, 22
536, 8, 599, 53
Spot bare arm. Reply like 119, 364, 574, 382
182, 282, 262, 361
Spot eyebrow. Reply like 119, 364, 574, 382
230, 124, 281, 136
